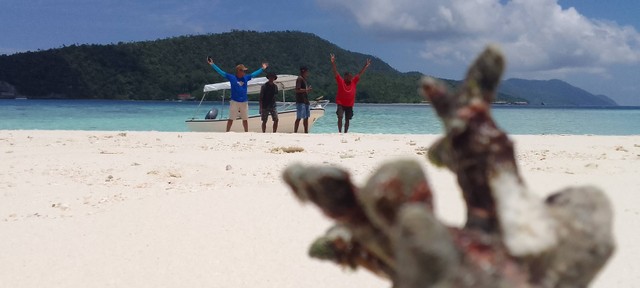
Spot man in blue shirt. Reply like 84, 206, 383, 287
207, 57, 268, 132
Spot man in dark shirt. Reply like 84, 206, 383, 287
259, 72, 279, 133
294, 66, 312, 133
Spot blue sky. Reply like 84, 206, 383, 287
1, 0, 639, 105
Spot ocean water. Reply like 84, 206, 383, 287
1, 99, 639, 135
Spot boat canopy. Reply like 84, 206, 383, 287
203, 74, 299, 94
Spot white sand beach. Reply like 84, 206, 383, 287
1, 130, 639, 287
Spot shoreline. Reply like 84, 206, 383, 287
4, 98, 640, 108
1, 130, 639, 287
1, 129, 640, 137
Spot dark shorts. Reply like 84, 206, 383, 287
336, 105, 353, 120
261, 107, 279, 122
296, 103, 310, 119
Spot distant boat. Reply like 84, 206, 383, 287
0, 93, 27, 100
0, 91, 16, 99
176, 93, 194, 101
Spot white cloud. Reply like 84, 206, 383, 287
319, 0, 640, 75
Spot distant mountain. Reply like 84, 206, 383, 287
0, 31, 526, 103
499, 78, 617, 106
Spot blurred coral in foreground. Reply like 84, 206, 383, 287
283, 45, 614, 288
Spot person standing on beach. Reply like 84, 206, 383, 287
330, 53, 371, 133
294, 66, 312, 133
259, 72, 279, 133
207, 57, 268, 132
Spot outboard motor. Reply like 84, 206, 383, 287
205, 108, 219, 119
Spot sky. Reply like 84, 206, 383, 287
1, 0, 639, 105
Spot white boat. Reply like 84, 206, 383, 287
185, 74, 328, 133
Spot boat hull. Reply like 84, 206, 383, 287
185, 108, 325, 133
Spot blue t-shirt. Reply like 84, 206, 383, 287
210, 64, 263, 102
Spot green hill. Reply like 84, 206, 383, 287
0, 31, 527, 103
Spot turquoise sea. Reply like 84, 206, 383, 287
1, 99, 639, 135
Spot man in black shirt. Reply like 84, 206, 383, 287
259, 72, 279, 133
294, 66, 312, 133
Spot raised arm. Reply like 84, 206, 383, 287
356, 58, 372, 77
249, 62, 269, 78
207, 57, 227, 78
330, 53, 339, 77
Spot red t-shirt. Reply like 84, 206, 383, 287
335, 74, 360, 107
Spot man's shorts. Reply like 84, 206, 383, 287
296, 103, 310, 119
336, 105, 354, 120
229, 100, 249, 121
261, 107, 279, 122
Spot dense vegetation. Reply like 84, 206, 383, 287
0, 31, 527, 103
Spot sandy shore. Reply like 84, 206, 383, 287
1, 130, 639, 287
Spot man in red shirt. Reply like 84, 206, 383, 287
330, 53, 371, 133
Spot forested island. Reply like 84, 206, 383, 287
0, 31, 616, 105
